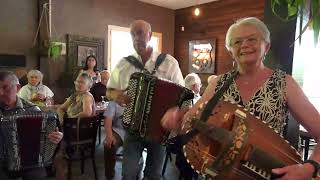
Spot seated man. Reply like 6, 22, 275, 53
184, 73, 202, 104
90, 70, 110, 102
103, 101, 125, 180
0, 71, 63, 180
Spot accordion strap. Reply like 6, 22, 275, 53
124, 53, 167, 74
167, 70, 238, 147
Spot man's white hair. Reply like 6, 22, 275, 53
184, 73, 201, 90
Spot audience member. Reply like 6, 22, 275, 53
79, 55, 101, 83
103, 101, 125, 180
90, 70, 110, 102
18, 69, 54, 107
184, 73, 202, 104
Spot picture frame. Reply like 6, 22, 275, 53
67, 34, 104, 71
189, 39, 216, 74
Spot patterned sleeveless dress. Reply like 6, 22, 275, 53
66, 92, 95, 118
215, 69, 288, 134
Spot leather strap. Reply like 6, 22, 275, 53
124, 53, 167, 75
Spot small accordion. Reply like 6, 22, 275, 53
0, 111, 58, 173
123, 72, 194, 143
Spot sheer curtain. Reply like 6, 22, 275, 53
292, 16, 320, 111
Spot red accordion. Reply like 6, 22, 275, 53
0, 111, 58, 173
123, 72, 194, 143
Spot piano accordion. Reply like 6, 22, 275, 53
181, 100, 303, 180
123, 72, 194, 143
0, 111, 58, 173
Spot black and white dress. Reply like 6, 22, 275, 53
215, 69, 288, 134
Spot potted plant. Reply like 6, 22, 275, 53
271, 0, 320, 44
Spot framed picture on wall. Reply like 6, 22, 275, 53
189, 39, 216, 74
77, 45, 98, 67
67, 34, 104, 70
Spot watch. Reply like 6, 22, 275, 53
304, 159, 320, 178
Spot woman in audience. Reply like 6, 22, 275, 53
55, 73, 95, 180
18, 69, 54, 107
57, 73, 95, 124
79, 55, 101, 83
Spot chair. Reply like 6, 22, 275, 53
300, 130, 317, 160
63, 116, 99, 180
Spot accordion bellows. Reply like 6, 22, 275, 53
123, 72, 194, 143
1, 111, 58, 172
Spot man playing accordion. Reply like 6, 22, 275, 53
0, 71, 63, 180
107, 20, 184, 180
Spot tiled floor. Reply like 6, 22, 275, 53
47, 127, 180, 180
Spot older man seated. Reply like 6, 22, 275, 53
0, 71, 63, 180
184, 73, 202, 104
90, 70, 110, 102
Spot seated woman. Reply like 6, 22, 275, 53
79, 55, 101, 83
18, 69, 54, 107
57, 73, 95, 124
55, 73, 95, 180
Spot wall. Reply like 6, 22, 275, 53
0, 0, 38, 70
42, 0, 175, 103
174, 0, 265, 84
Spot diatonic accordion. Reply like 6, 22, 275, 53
123, 72, 194, 143
0, 111, 58, 172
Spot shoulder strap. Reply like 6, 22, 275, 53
124, 56, 145, 71
151, 53, 167, 75
170, 70, 238, 147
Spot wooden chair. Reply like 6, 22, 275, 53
63, 116, 98, 180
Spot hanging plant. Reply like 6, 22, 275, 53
48, 41, 63, 59
271, 0, 320, 44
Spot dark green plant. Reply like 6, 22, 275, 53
271, 0, 320, 44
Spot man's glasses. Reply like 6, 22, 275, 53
230, 36, 263, 48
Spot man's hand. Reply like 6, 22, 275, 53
272, 163, 314, 180
115, 93, 130, 107
104, 134, 116, 148
48, 127, 63, 144
161, 107, 189, 130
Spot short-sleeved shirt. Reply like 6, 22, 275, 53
107, 51, 184, 90
103, 101, 125, 141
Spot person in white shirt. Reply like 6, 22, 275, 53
106, 19, 184, 180
184, 73, 202, 104
18, 69, 54, 107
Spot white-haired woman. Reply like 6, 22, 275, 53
57, 73, 95, 124
18, 69, 54, 107
162, 17, 320, 180
55, 73, 95, 180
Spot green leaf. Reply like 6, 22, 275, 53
288, 4, 298, 17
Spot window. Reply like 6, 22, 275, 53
292, 22, 320, 111
107, 25, 162, 71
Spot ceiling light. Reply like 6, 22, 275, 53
194, 7, 200, 16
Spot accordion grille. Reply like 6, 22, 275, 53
0, 111, 57, 171
122, 78, 138, 127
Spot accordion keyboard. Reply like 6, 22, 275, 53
241, 161, 271, 180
